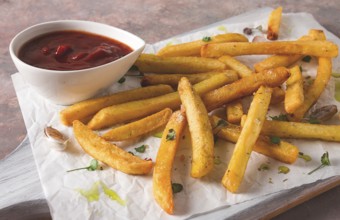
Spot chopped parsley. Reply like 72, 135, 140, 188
67, 159, 99, 172
308, 152, 331, 175
166, 129, 176, 141
258, 163, 270, 171
302, 55, 312, 63
278, 166, 290, 174
135, 144, 147, 153
202, 36, 212, 42
270, 136, 281, 144
270, 114, 288, 121
298, 152, 312, 162
172, 183, 183, 193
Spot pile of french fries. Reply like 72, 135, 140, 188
60, 7, 339, 214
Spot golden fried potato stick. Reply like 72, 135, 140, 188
285, 66, 304, 113
102, 108, 172, 141
60, 84, 174, 126
290, 32, 332, 121
210, 115, 298, 164
260, 119, 340, 142
178, 77, 214, 178
134, 54, 226, 74
140, 70, 238, 88
226, 100, 243, 124
267, 6, 283, 40
73, 120, 153, 175
153, 110, 187, 214
202, 66, 290, 111
218, 55, 253, 78
201, 40, 338, 58
254, 30, 325, 72
157, 33, 248, 57
222, 86, 272, 192
270, 87, 285, 104
88, 73, 237, 130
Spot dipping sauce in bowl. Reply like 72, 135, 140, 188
18, 31, 133, 71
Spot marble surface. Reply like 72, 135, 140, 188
0, 0, 339, 219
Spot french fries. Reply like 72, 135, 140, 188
134, 54, 226, 74
285, 66, 304, 113
218, 55, 253, 78
267, 6, 283, 40
201, 40, 338, 58
153, 111, 187, 214
60, 84, 174, 126
260, 119, 340, 142
290, 32, 331, 121
73, 120, 153, 175
178, 77, 214, 178
222, 86, 273, 192
270, 87, 285, 104
202, 66, 290, 111
140, 70, 238, 88
157, 33, 248, 57
254, 30, 324, 72
88, 73, 237, 129
102, 108, 172, 141
210, 115, 299, 164
226, 100, 243, 124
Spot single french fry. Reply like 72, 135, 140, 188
153, 111, 187, 214
254, 30, 324, 72
157, 33, 248, 57
290, 32, 332, 121
88, 73, 236, 130
267, 6, 283, 40
285, 66, 304, 113
210, 116, 299, 164
134, 54, 226, 74
178, 77, 214, 178
260, 119, 340, 142
201, 40, 338, 58
60, 84, 174, 126
202, 66, 290, 111
270, 87, 285, 104
218, 55, 253, 78
102, 108, 172, 141
222, 86, 272, 192
226, 100, 243, 124
140, 70, 238, 88
73, 120, 153, 175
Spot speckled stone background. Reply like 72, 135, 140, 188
0, 0, 339, 219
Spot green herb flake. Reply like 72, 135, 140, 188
171, 183, 183, 193
118, 77, 126, 84
335, 81, 340, 102
331, 72, 340, 78
214, 157, 222, 165
255, 25, 263, 31
278, 165, 290, 174
302, 55, 312, 63
258, 163, 270, 171
270, 136, 281, 144
153, 131, 163, 138
270, 114, 288, 121
166, 128, 176, 141
135, 145, 147, 153
298, 152, 312, 162
202, 36, 212, 42
308, 152, 331, 175
67, 159, 99, 172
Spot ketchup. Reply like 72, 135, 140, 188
18, 30, 133, 71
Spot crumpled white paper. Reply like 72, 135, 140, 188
12, 8, 340, 220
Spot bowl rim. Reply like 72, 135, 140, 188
9, 19, 145, 75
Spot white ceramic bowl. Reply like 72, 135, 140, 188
9, 20, 145, 105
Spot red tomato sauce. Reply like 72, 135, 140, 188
18, 30, 133, 70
